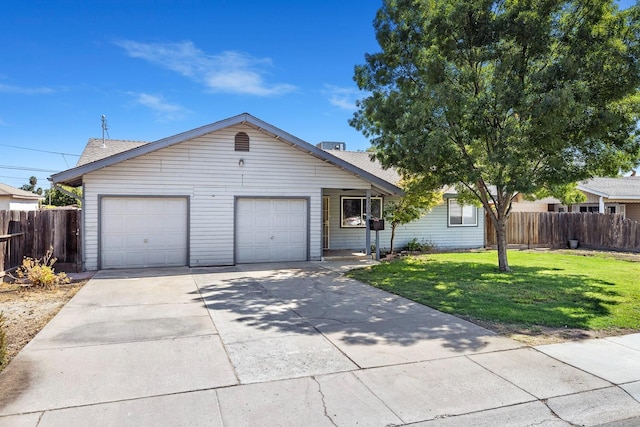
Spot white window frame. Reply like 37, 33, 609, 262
340, 196, 382, 228
577, 203, 626, 218
448, 198, 478, 227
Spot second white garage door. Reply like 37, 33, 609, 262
236, 198, 308, 263
101, 197, 188, 269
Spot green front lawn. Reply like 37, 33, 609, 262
347, 250, 640, 330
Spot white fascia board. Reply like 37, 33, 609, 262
576, 185, 610, 198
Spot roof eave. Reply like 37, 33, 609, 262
13, 195, 43, 200
576, 185, 610, 198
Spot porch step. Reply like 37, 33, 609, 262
322, 250, 371, 261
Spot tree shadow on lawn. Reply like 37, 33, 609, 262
190, 263, 524, 354
351, 260, 623, 331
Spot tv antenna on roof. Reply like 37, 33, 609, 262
101, 114, 110, 148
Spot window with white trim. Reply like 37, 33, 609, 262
341, 196, 382, 228
448, 198, 477, 226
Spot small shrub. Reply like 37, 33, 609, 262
405, 238, 436, 253
406, 238, 422, 252
0, 312, 7, 369
13, 248, 70, 289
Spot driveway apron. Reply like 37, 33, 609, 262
1, 262, 640, 426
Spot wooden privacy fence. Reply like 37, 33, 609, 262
0, 209, 81, 276
486, 211, 640, 253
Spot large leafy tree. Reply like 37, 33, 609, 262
43, 186, 82, 207
351, 0, 640, 271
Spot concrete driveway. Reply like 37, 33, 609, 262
1, 261, 640, 426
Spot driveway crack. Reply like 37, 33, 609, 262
311, 376, 338, 427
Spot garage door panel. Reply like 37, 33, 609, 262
125, 251, 147, 266
103, 252, 124, 268
255, 216, 271, 227
126, 199, 148, 213
289, 231, 306, 244
254, 199, 271, 210
125, 215, 148, 231
272, 216, 291, 228
103, 233, 124, 247
236, 198, 307, 263
102, 198, 124, 213
101, 197, 188, 269
289, 216, 306, 228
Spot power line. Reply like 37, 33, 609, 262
0, 174, 30, 180
0, 143, 80, 168
0, 165, 59, 173
0, 143, 80, 157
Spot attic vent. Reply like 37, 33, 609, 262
235, 132, 250, 152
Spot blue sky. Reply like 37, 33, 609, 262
0, 0, 636, 190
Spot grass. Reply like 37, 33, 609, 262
347, 250, 640, 331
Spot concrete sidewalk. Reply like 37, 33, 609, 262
1, 262, 639, 426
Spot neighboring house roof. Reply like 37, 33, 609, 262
329, 151, 402, 185
578, 177, 640, 200
0, 182, 43, 200
77, 138, 148, 166
51, 113, 403, 195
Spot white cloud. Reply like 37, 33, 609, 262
0, 83, 56, 95
128, 92, 188, 121
324, 85, 360, 111
115, 40, 296, 96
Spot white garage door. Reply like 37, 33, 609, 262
236, 198, 308, 263
101, 197, 188, 269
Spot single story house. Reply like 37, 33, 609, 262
51, 113, 484, 270
0, 182, 42, 211
571, 177, 640, 221
511, 176, 640, 222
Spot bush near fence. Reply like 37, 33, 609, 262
486, 212, 640, 253
0, 209, 81, 276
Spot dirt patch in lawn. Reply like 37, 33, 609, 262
0, 281, 86, 371
468, 317, 637, 346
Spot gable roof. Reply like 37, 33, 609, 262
0, 182, 43, 200
51, 113, 402, 195
577, 176, 640, 200
77, 138, 148, 166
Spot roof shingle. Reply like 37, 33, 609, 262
76, 138, 148, 166
578, 176, 640, 198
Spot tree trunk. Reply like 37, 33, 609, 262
390, 223, 397, 254
495, 215, 510, 272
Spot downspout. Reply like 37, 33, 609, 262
599, 196, 605, 213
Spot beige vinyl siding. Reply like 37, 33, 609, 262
625, 204, 640, 222
324, 190, 485, 251
82, 125, 369, 270
510, 201, 552, 212
584, 192, 602, 204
